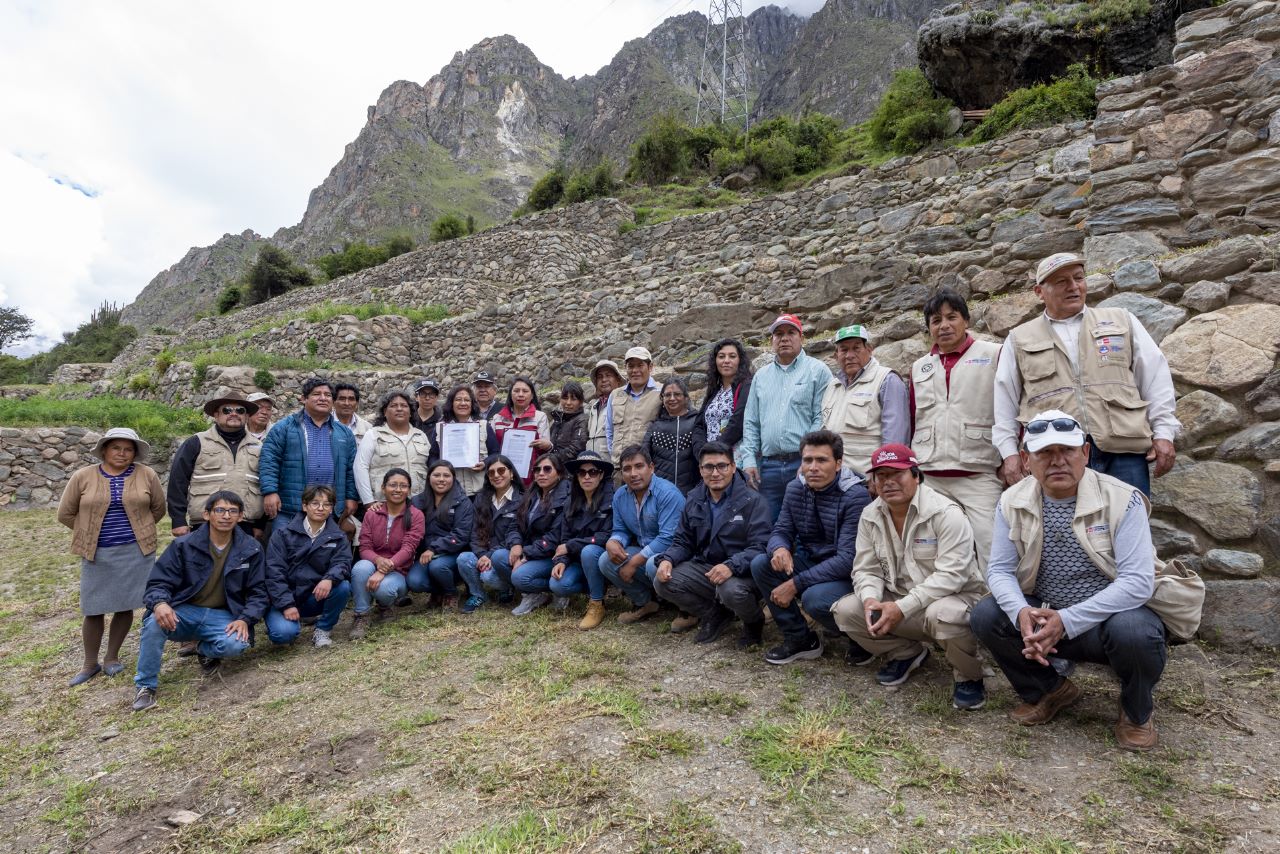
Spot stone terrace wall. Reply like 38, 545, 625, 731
0, 427, 173, 509
50, 363, 110, 385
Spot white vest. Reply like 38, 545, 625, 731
823, 358, 893, 475
366, 425, 431, 499
910, 339, 1001, 472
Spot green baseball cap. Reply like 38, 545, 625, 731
833, 324, 871, 344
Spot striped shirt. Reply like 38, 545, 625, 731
97, 465, 137, 548
739, 351, 833, 468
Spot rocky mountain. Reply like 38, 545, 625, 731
122, 230, 266, 332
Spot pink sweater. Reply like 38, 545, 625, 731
358, 504, 426, 574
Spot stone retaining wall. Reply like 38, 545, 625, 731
0, 427, 173, 509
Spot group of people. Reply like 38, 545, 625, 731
58, 250, 1205, 752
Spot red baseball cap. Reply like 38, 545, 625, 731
768, 314, 803, 334
869, 443, 918, 471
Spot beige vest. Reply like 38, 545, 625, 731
187, 428, 262, 524
852, 482, 986, 620
911, 340, 1001, 472
586, 400, 610, 456
367, 425, 431, 499
609, 385, 662, 464
1010, 306, 1152, 454
822, 358, 893, 475
1000, 468, 1205, 641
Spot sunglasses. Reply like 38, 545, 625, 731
489, 466, 511, 476
1026, 417, 1081, 435
534, 465, 556, 474
577, 467, 604, 477
220, 406, 247, 415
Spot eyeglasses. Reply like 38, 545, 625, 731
1025, 417, 1081, 435
209, 507, 242, 517
220, 406, 247, 415
305, 501, 334, 509
578, 468, 604, 477
661, 392, 685, 399
699, 462, 733, 473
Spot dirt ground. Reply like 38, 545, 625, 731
1, 508, 1277, 853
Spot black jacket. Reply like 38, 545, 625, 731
519, 479, 572, 559
547, 409, 587, 467
699, 377, 751, 448
469, 489, 522, 557
656, 473, 770, 576
411, 481, 474, 556
643, 410, 707, 495
264, 514, 351, 610
144, 525, 268, 627
767, 468, 871, 592
545, 480, 616, 564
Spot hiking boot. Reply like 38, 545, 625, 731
131, 687, 157, 712
1009, 678, 1082, 726
461, 594, 486, 614
844, 640, 874, 667
875, 648, 929, 687
512, 592, 551, 616
737, 620, 764, 650
197, 654, 221, 676
694, 607, 733, 645
617, 600, 660, 625
312, 629, 333, 648
670, 612, 699, 633
349, 613, 370, 640
764, 632, 823, 665
579, 600, 607, 630
1114, 710, 1158, 752
952, 679, 986, 711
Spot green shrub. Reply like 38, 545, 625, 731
242, 246, 312, 307
867, 68, 956, 155
216, 285, 242, 314
306, 338, 319, 357
384, 234, 415, 257
972, 9, 998, 25
253, 368, 275, 391
0, 354, 27, 385
430, 214, 468, 242
746, 136, 798, 181
300, 302, 449, 325
192, 357, 210, 389
153, 350, 175, 375
710, 146, 746, 176
0, 395, 205, 443
127, 372, 154, 392
628, 114, 690, 185
970, 64, 1099, 144
685, 122, 739, 170
20, 302, 137, 384
314, 234, 416, 281
1080, 0, 1151, 30
526, 167, 566, 211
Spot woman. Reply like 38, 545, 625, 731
408, 461, 474, 608
354, 391, 431, 507
699, 338, 752, 449
57, 427, 165, 686
643, 377, 707, 495
491, 376, 551, 486
349, 469, 425, 638
431, 385, 499, 496
508, 455, 571, 615
456, 455, 523, 613
547, 381, 588, 467
263, 485, 352, 647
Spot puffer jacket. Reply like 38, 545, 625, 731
547, 409, 587, 467
258, 411, 357, 516
411, 481, 474, 557
517, 479, 572, 558
766, 467, 871, 592
642, 410, 707, 495
264, 514, 351, 610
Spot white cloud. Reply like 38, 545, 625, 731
0, 0, 823, 353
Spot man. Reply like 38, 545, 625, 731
605, 347, 662, 466
333, 383, 372, 443
473, 370, 503, 421
410, 378, 443, 433
832, 444, 988, 711
246, 392, 275, 441
750, 430, 872, 665
586, 359, 623, 457
739, 314, 833, 518
131, 491, 268, 711
167, 394, 263, 538
653, 442, 772, 647
994, 252, 1179, 495
259, 378, 359, 529
910, 290, 1003, 569
970, 410, 1205, 750
597, 445, 686, 626
821, 324, 909, 476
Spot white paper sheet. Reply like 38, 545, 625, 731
441, 422, 480, 469
501, 428, 536, 478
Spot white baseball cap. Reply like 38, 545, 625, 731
1023, 409, 1086, 453
1035, 253, 1085, 285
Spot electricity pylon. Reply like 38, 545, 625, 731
694, 0, 751, 132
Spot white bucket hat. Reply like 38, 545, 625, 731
92, 427, 151, 462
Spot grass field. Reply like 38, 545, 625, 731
0, 509, 1277, 853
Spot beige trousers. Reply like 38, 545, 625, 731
923, 471, 1003, 572
832, 590, 984, 682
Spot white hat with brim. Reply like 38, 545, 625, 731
1035, 252, 1085, 285
92, 427, 151, 463
1023, 409, 1087, 453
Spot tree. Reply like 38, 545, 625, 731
244, 246, 313, 306
430, 214, 468, 242
0, 306, 34, 351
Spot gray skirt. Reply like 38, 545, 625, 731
80, 542, 153, 616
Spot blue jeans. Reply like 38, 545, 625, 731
579, 544, 607, 601
758, 457, 801, 520
751, 550, 850, 642
350, 560, 407, 614
1088, 446, 1151, 496
134, 603, 252, 690
477, 549, 514, 593
407, 555, 460, 594
264, 581, 351, 644
457, 551, 510, 598
511, 558, 556, 593
597, 546, 658, 607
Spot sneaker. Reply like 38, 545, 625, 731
764, 633, 824, 665
461, 594, 486, 614
617, 600, 660, 625
551, 596, 570, 612
512, 592, 551, 616
694, 607, 733, 644
1009, 678, 1082, 726
497, 589, 515, 605
197, 654, 221, 676
737, 620, 764, 650
875, 648, 929, 687
952, 679, 986, 710
579, 600, 606, 631
671, 612, 699, 633
845, 640, 874, 667
131, 687, 157, 712
349, 613, 369, 640
313, 629, 333, 648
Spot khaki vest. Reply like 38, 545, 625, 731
1000, 468, 1205, 641
586, 400, 610, 457
609, 385, 662, 464
367, 425, 432, 499
187, 428, 262, 524
1010, 307, 1152, 454
911, 340, 1001, 472
852, 482, 986, 621
822, 358, 893, 475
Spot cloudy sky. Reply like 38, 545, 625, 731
0, 0, 823, 354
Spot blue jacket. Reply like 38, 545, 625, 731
411, 481, 474, 556
520, 479, 572, 560
144, 525, 269, 628
539, 481, 616, 564
609, 474, 685, 560
259, 411, 358, 516
657, 473, 771, 577
469, 489, 522, 558
767, 468, 871, 592
263, 514, 351, 610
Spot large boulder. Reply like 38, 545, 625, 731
1174, 390, 1242, 446
1187, 147, 1280, 210
1151, 458, 1263, 540
982, 290, 1042, 337
1084, 232, 1169, 271
1097, 293, 1187, 344
1160, 304, 1280, 391
1199, 579, 1280, 649
649, 303, 770, 351
1216, 422, 1280, 462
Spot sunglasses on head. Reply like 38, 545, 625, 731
220, 406, 247, 415
1025, 417, 1081, 435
